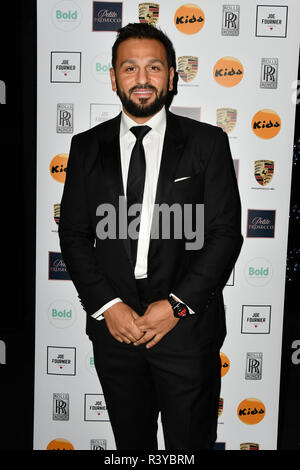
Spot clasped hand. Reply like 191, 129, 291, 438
103, 300, 180, 349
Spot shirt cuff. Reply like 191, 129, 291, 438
170, 293, 195, 315
91, 298, 123, 321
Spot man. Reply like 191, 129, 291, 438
59, 23, 243, 450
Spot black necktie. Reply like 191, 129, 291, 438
126, 125, 151, 268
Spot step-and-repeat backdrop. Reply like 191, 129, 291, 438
34, 0, 299, 450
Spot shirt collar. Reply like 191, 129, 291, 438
120, 106, 166, 139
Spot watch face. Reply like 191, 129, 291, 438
169, 297, 188, 318
177, 305, 188, 318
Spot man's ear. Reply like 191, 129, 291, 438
110, 67, 117, 92
168, 66, 175, 92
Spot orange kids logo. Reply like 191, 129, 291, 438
47, 438, 74, 450
237, 398, 266, 425
220, 352, 230, 377
252, 109, 281, 139
50, 153, 69, 183
174, 4, 205, 34
213, 56, 244, 87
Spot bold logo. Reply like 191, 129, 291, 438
57, 104, 74, 133
245, 352, 263, 380
138, 3, 159, 26
91, 53, 112, 84
52, 0, 82, 32
240, 443, 259, 450
220, 352, 230, 377
174, 4, 205, 35
244, 258, 273, 287
47, 346, 76, 376
48, 300, 77, 329
254, 160, 274, 186
255, 5, 288, 38
241, 305, 271, 334
213, 57, 244, 87
48, 252, 71, 280
53, 393, 69, 421
93, 2, 122, 31
247, 209, 276, 238
47, 438, 74, 450
51, 52, 81, 83
252, 109, 281, 139
221, 5, 240, 36
237, 398, 266, 425
50, 154, 68, 183
86, 350, 97, 375
260, 58, 278, 89
84, 394, 109, 421
177, 56, 198, 83
216, 108, 237, 134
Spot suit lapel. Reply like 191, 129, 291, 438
148, 111, 187, 265
154, 111, 186, 205
100, 113, 124, 203
99, 113, 133, 265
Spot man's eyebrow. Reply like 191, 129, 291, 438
119, 58, 166, 67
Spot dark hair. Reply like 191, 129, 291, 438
112, 22, 176, 70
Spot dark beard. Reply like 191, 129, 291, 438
116, 82, 169, 118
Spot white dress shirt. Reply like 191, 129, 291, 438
92, 107, 194, 320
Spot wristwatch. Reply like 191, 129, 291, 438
168, 295, 189, 319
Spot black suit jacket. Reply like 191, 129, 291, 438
59, 110, 243, 346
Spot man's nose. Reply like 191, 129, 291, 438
136, 67, 149, 84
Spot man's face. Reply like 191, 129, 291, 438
110, 38, 174, 121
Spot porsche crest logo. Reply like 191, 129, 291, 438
177, 56, 198, 82
216, 108, 237, 134
218, 398, 224, 417
240, 443, 259, 450
254, 160, 274, 186
138, 3, 159, 26
54, 204, 61, 225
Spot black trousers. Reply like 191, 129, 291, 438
91, 279, 221, 450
